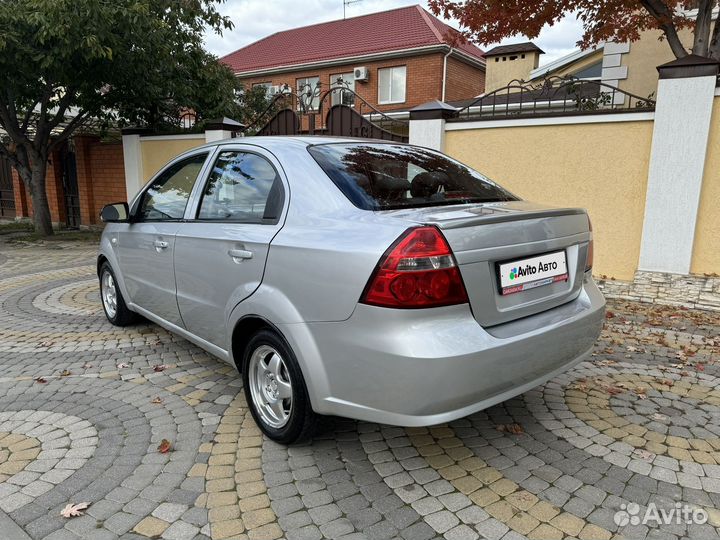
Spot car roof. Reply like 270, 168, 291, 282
201, 135, 406, 151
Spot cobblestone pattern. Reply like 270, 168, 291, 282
0, 239, 719, 539
599, 271, 720, 311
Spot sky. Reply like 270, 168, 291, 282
203, 0, 584, 67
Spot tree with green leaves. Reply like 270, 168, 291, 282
0, 0, 249, 236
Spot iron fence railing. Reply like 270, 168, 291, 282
243, 84, 408, 139
450, 76, 656, 122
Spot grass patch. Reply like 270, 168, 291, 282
0, 221, 34, 235
5, 228, 101, 244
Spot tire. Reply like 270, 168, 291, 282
99, 262, 139, 326
242, 329, 317, 444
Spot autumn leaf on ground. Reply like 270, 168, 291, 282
660, 379, 674, 387
38, 341, 54, 348
34, 377, 47, 384
633, 448, 655, 461
696, 363, 705, 372
605, 311, 615, 319
82, 363, 93, 369
157, 439, 172, 453
117, 363, 129, 369
151, 397, 162, 404
59, 370, 71, 377
496, 423, 524, 435
60, 502, 89, 518
635, 387, 647, 399
153, 364, 168, 372
603, 385, 623, 396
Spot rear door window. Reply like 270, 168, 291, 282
308, 143, 517, 210
196, 151, 283, 222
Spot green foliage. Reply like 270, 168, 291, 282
0, 0, 241, 130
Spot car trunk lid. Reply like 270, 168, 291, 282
379, 201, 592, 327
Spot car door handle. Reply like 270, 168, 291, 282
228, 248, 253, 262
153, 240, 169, 250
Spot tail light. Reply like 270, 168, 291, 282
585, 217, 594, 272
361, 226, 469, 308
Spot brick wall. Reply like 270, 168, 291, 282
444, 56, 485, 102
10, 136, 126, 228
240, 52, 484, 114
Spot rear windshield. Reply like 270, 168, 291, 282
308, 143, 517, 211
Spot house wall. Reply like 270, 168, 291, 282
618, 27, 696, 101
484, 52, 540, 92
444, 56, 485, 101
444, 115, 655, 281
239, 53, 484, 113
691, 95, 720, 275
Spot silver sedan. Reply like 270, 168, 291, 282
98, 137, 605, 443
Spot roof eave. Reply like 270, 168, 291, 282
232, 44, 485, 78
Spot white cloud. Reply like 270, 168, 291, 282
204, 0, 583, 65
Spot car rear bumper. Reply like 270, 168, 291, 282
283, 274, 605, 427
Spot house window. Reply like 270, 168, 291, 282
378, 66, 406, 105
252, 82, 273, 97
296, 76, 320, 110
572, 61, 603, 80
330, 73, 355, 106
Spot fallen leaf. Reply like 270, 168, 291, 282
117, 363, 129, 369
39, 341, 54, 348
157, 439, 172, 453
60, 502, 89, 518
59, 370, 71, 377
34, 377, 47, 384
696, 363, 705, 372
496, 423, 524, 435
153, 364, 168, 372
605, 311, 615, 319
151, 397, 162, 404
82, 363, 93, 369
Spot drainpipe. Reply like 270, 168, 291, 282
441, 47, 453, 102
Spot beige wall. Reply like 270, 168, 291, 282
445, 118, 655, 281
618, 27, 696, 101
140, 136, 206, 181
485, 52, 540, 92
691, 96, 720, 275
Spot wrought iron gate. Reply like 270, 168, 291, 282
60, 143, 81, 228
248, 85, 408, 142
0, 156, 16, 219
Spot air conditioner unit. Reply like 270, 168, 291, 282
353, 66, 369, 82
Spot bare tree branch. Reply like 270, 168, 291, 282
639, 0, 690, 58
48, 111, 90, 152
709, 3, 720, 59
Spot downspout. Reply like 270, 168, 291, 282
442, 47, 453, 102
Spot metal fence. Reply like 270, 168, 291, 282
450, 76, 656, 123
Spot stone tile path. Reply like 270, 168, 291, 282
0, 237, 719, 539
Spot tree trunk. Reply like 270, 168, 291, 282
692, 0, 714, 56
18, 157, 54, 236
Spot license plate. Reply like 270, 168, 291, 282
498, 251, 568, 295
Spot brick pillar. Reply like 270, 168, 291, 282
45, 151, 66, 226
11, 169, 29, 218
74, 136, 97, 226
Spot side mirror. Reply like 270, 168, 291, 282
100, 202, 130, 223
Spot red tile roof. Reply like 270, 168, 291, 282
221, 5, 485, 74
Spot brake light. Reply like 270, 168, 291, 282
585, 217, 594, 272
361, 226, 469, 308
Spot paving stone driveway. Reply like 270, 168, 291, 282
0, 237, 719, 540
